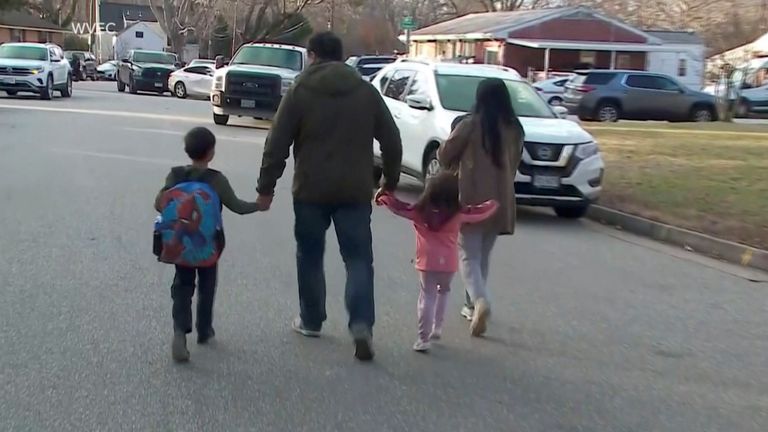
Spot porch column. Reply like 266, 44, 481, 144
543, 47, 551, 79
610, 50, 616, 69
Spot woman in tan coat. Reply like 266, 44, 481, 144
437, 78, 524, 337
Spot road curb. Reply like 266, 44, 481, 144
587, 206, 768, 273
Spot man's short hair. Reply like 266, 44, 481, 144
307, 32, 343, 62
184, 127, 216, 160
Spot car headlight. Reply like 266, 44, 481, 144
30, 67, 45, 75
281, 78, 294, 95
574, 142, 599, 159
213, 75, 224, 91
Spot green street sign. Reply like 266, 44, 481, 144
401, 16, 417, 30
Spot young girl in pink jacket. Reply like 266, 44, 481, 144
376, 172, 498, 352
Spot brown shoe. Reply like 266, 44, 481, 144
470, 298, 490, 337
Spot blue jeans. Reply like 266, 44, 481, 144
294, 201, 375, 333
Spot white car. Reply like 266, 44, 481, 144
169, 64, 214, 99
0, 42, 72, 100
533, 76, 571, 106
97, 60, 118, 80
371, 60, 604, 218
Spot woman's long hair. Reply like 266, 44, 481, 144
414, 171, 462, 231
473, 78, 524, 168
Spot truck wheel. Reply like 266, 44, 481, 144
117, 74, 125, 92
6, 90, 17, 96
554, 205, 589, 219
213, 113, 229, 125
129, 76, 138, 94
40, 75, 53, 100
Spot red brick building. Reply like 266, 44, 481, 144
406, 6, 690, 80
0, 10, 69, 46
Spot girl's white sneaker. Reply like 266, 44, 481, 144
413, 339, 431, 352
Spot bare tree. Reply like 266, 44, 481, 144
27, 0, 79, 26
148, 0, 217, 61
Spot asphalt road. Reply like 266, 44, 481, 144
1, 82, 767, 432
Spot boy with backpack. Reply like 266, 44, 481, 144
154, 127, 261, 362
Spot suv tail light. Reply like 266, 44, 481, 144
574, 85, 596, 93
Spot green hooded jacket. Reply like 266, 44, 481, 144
256, 61, 402, 204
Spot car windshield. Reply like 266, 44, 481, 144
65, 52, 84, 61
0, 45, 48, 61
358, 65, 385, 77
230, 46, 303, 71
435, 74, 555, 118
133, 51, 177, 64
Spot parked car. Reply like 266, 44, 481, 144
346, 55, 397, 81
0, 42, 72, 100
211, 42, 306, 125
169, 64, 214, 99
117, 50, 180, 95
371, 60, 604, 219
64, 51, 97, 81
727, 58, 768, 117
97, 60, 118, 81
188, 59, 215, 67
563, 70, 718, 122
533, 75, 571, 106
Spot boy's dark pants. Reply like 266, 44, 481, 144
294, 201, 374, 334
171, 265, 217, 334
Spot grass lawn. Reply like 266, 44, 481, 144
583, 122, 768, 250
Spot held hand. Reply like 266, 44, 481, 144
256, 194, 273, 211
374, 188, 388, 205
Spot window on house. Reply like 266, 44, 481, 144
135, 31, 144, 39
616, 54, 631, 69
484, 49, 498, 64
678, 58, 687, 77
11, 29, 23, 42
579, 51, 597, 66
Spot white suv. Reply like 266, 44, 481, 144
371, 60, 604, 218
0, 43, 72, 100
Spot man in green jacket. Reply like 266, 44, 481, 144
256, 32, 402, 361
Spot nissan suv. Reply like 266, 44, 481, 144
371, 60, 604, 218
0, 42, 72, 100
210, 42, 307, 126
564, 70, 718, 122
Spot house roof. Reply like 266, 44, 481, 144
644, 30, 703, 45
100, 2, 158, 32
0, 9, 69, 32
411, 7, 575, 39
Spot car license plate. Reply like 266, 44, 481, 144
2, 77, 15, 84
533, 175, 560, 189
241, 99, 256, 108
154, 82, 163, 88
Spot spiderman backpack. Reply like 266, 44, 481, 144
153, 169, 225, 267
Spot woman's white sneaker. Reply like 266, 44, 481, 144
413, 339, 431, 352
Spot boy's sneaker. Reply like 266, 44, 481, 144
460, 306, 474, 322
413, 339, 431, 352
429, 328, 442, 341
291, 317, 321, 338
197, 328, 215, 345
171, 331, 190, 363
350, 324, 374, 362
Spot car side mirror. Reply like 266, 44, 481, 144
553, 105, 569, 119
52, 57, 61, 63
405, 94, 432, 111
121, 58, 130, 63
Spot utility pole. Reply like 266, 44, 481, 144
327, 0, 335, 31
231, 0, 238, 57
